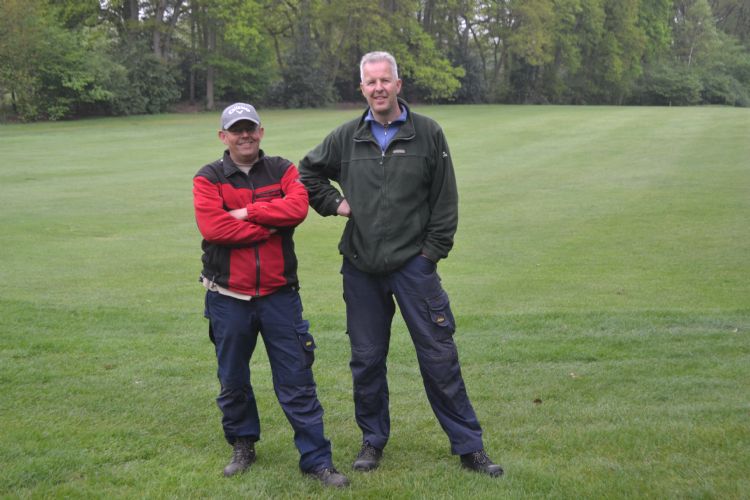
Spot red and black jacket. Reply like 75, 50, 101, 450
193, 150, 308, 297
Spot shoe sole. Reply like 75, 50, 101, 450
461, 463, 504, 478
304, 471, 350, 487
352, 461, 380, 472
223, 456, 257, 477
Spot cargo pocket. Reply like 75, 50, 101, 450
426, 291, 456, 338
295, 319, 317, 368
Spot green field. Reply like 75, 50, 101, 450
1, 105, 748, 498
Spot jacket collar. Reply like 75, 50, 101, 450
354, 97, 415, 143
221, 149, 266, 176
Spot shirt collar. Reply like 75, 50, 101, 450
365, 105, 407, 125
222, 149, 265, 176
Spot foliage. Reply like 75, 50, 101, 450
638, 61, 703, 105
262, 0, 463, 105
698, 32, 750, 106
2, 0, 750, 121
0, 0, 181, 120
197, 0, 275, 106
709, 0, 750, 47
110, 40, 182, 115
0, 0, 108, 120
264, 0, 336, 108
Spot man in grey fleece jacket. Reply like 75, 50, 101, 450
299, 51, 503, 478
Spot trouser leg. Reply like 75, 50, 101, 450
204, 291, 261, 444
258, 288, 332, 472
341, 258, 393, 451
391, 255, 484, 455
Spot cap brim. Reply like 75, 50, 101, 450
223, 117, 260, 129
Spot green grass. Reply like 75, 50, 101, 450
1, 105, 748, 498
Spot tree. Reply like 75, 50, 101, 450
709, 0, 750, 47
5, 0, 750, 120
417, 0, 490, 102
262, 0, 333, 107
187, 0, 273, 109
637, 0, 750, 106
505, 0, 557, 103
263, 0, 463, 105
0, 0, 44, 118
673, 0, 719, 67
639, 0, 673, 62
0, 0, 127, 120
100, 0, 186, 58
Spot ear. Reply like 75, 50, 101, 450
218, 130, 229, 145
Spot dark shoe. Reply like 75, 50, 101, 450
352, 441, 383, 471
460, 449, 504, 478
223, 437, 256, 477
306, 467, 350, 488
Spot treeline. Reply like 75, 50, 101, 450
1, 0, 749, 121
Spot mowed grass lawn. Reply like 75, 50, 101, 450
1, 104, 748, 499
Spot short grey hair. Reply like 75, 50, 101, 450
359, 51, 399, 82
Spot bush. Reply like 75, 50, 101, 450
639, 63, 702, 105
111, 42, 181, 115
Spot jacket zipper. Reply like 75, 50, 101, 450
248, 176, 261, 297
380, 142, 387, 267
353, 123, 415, 268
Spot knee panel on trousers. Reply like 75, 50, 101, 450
273, 366, 316, 387
350, 344, 388, 379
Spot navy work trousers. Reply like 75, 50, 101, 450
204, 287, 332, 472
341, 255, 484, 455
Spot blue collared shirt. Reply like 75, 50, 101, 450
365, 105, 408, 152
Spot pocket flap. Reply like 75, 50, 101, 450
298, 332, 317, 352
426, 292, 452, 327
295, 320, 317, 351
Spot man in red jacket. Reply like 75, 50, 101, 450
193, 103, 348, 488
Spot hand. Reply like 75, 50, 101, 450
420, 253, 435, 263
337, 199, 352, 218
228, 208, 248, 220
228, 208, 276, 234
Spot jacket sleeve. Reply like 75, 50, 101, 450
245, 164, 309, 227
193, 175, 271, 245
298, 133, 346, 216
422, 128, 459, 261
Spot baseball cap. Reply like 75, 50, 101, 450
221, 103, 261, 130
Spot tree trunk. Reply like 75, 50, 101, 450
127, 0, 138, 21
206, 24, 216, 110
163, 0, 185, 59
189, 9, 196, 104
153, 0, 166, 57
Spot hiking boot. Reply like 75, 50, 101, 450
223, 437, 256, 477
352, 441, 383, 471
460, 449, 504, 478
306, 467, 350, 488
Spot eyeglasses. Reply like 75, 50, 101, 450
225, 123, 260, 135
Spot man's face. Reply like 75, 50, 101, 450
360, 60, 402, 121
219, 120, 264, 165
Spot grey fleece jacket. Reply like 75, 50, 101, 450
299, 99, 458, 274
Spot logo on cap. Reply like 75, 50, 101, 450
221, 102, 260, 129
226, 104, 254, 115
